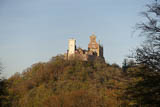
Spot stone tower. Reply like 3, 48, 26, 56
68, 38, 76, 57
88, 34, 103, 58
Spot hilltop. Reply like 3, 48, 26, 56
1, 55, 128, 107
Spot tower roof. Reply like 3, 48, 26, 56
90, 33, 96, 38
90, 34, 97, 42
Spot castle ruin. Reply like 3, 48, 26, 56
65, 34, 104, 61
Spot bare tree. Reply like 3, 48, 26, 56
126, 1, 160, 106
134, 0, 160, 71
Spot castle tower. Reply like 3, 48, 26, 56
88, 34, 99, 56
68, 38, 76, 57
88, 34, 104, 58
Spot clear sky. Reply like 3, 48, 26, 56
0, 0, 149, 78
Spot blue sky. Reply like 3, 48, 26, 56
0, 0, 149, 77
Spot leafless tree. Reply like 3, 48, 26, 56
134, 0, 160, 71
127, 1, 160, 105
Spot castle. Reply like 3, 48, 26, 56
65, 34, 104, 61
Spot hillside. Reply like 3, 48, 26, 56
1, 55, 128, 107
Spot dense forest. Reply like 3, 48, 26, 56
0, 55, 159, 107
1, 0, 160, 107
0, 56, 137, 107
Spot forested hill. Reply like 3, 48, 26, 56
1, 54, 160, 106
1, 55, 129, 107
